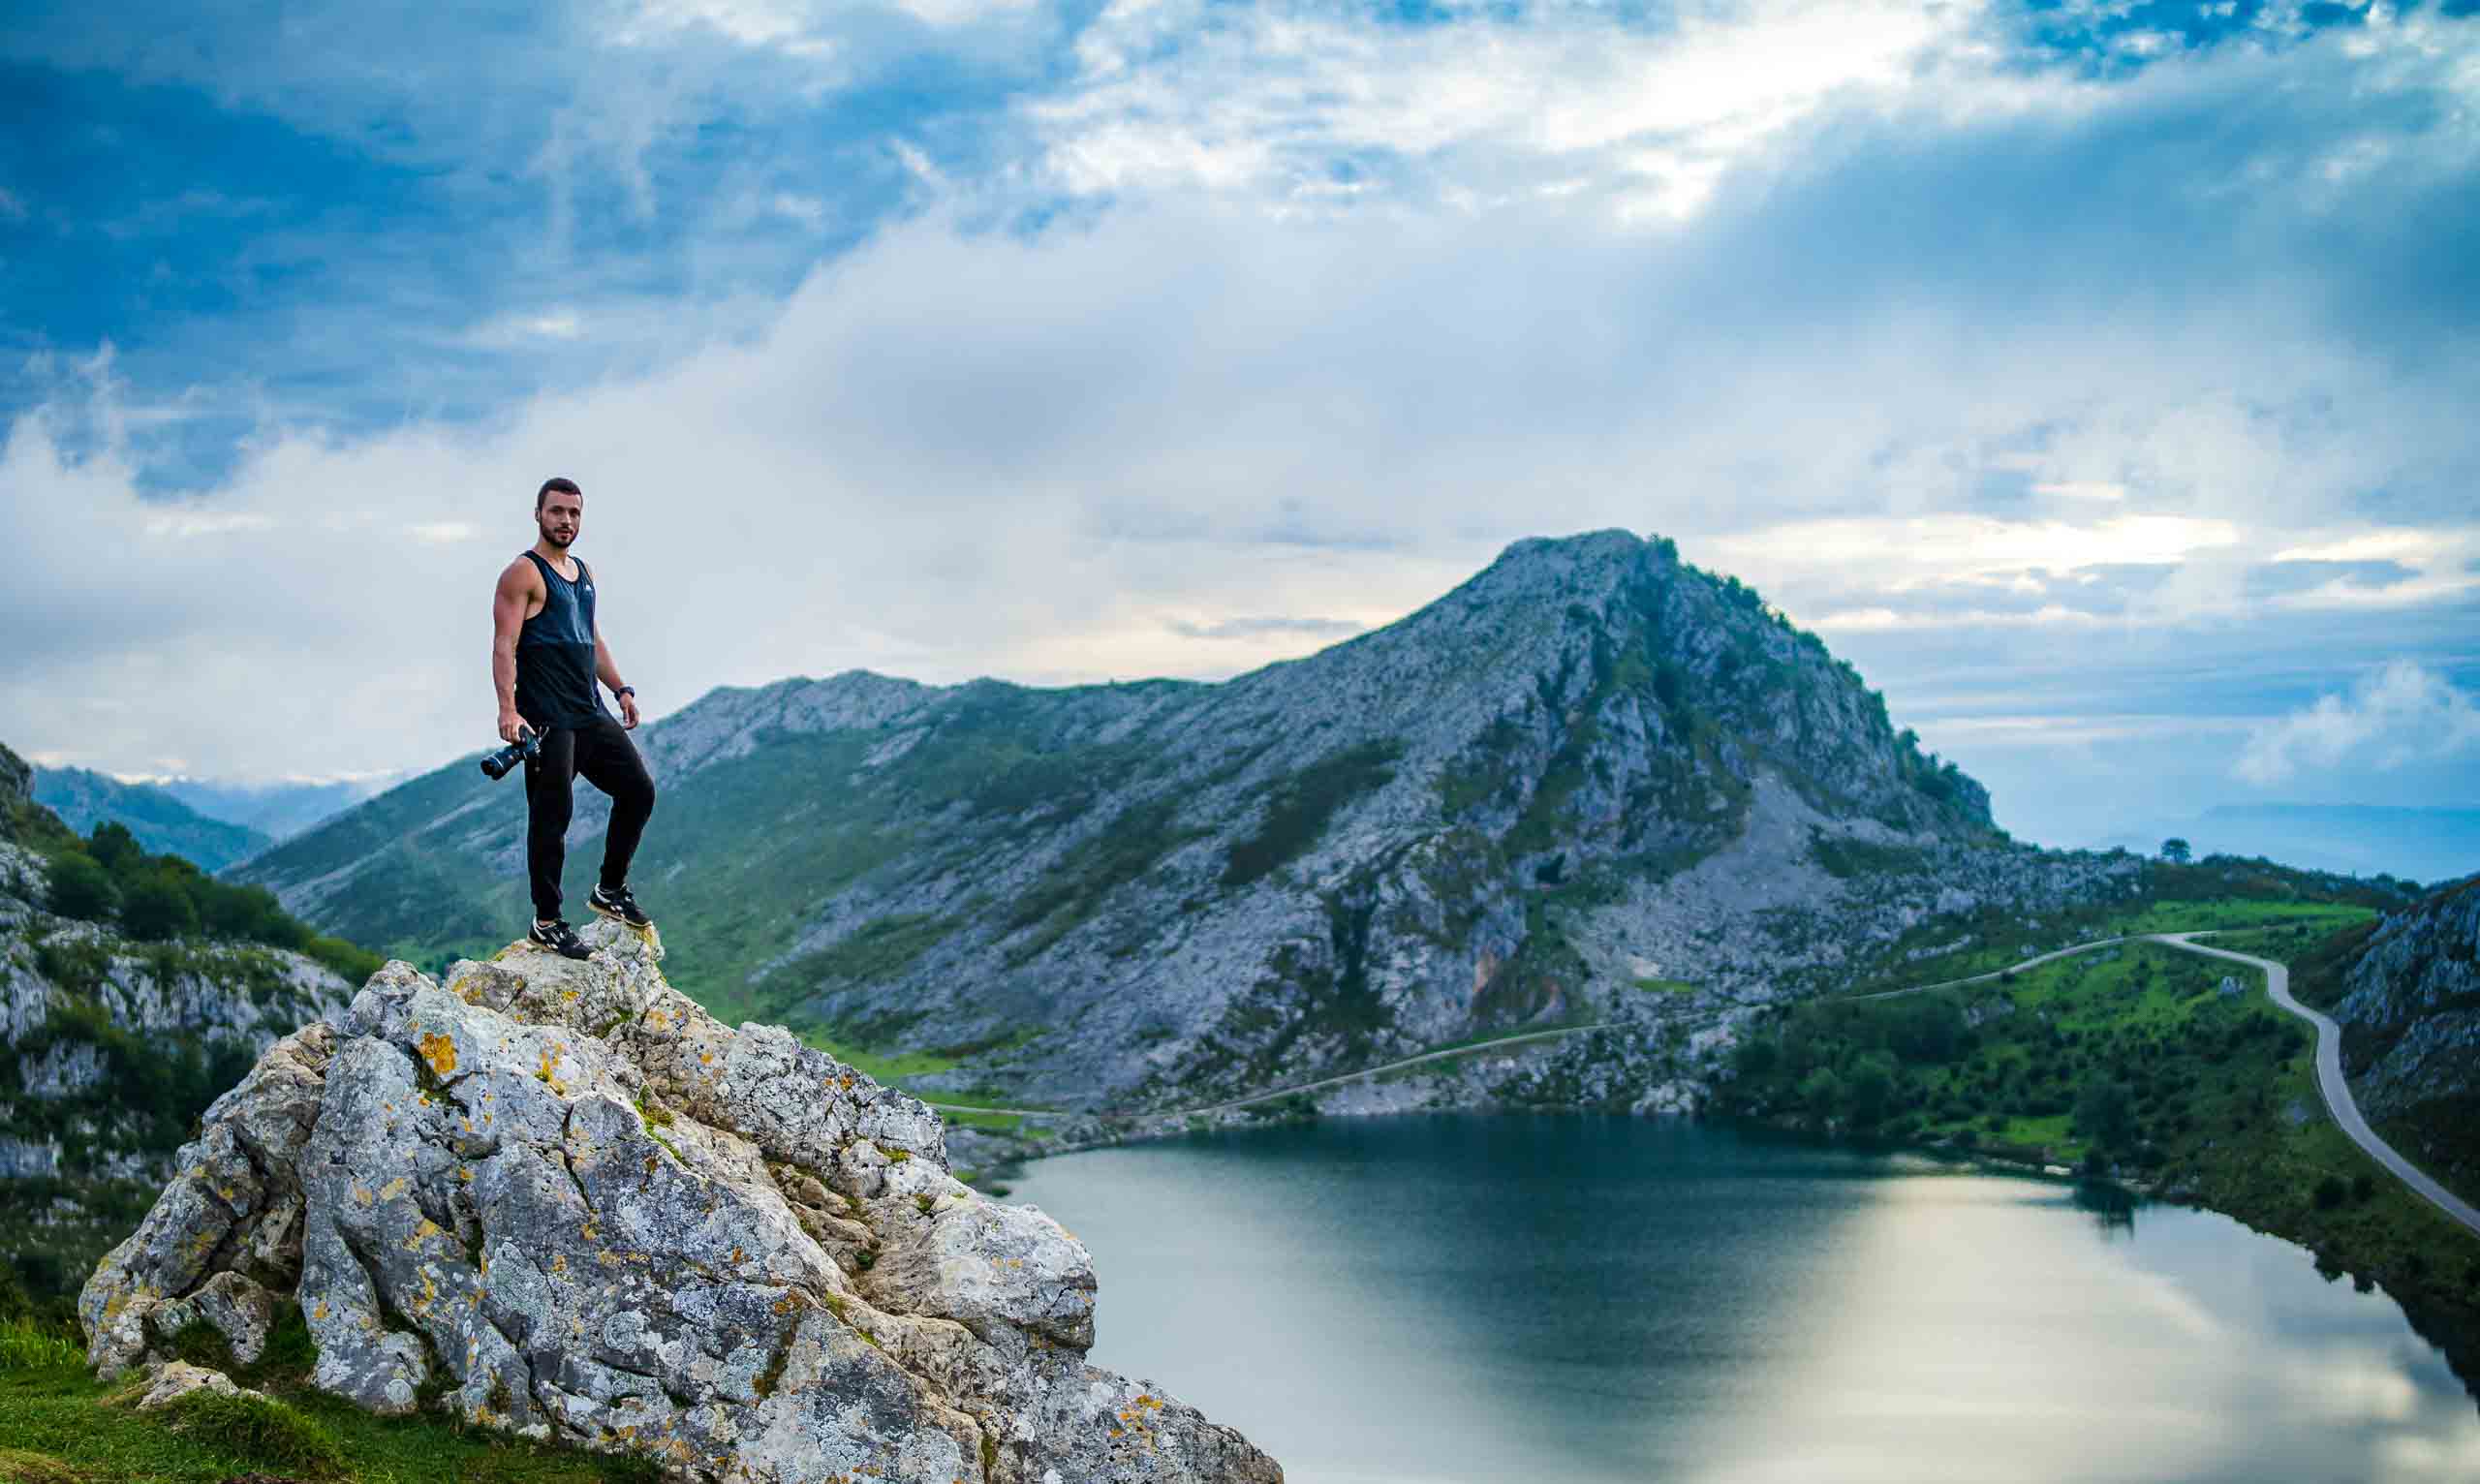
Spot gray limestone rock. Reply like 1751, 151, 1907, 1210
82, 918, 1280, 1483
135, 1359, 269, 1411
2333, 879, 2480, 1122
145, 1271, 281, 1367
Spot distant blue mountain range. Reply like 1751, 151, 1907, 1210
152, 776, 395, 842
29, 767, 394, 872
2094, 804, 2479, 887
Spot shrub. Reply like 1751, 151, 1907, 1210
2072, 1080, 2136, 1151
197, 880, 290, 942
1847, 1053, 1897, 1128
2313, 1175, 2348, 1210
44, 851, 117, 920
120, 873, 200, 942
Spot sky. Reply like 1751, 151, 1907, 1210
2, 0, 2476, 851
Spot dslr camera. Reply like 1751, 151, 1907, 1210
480, 726, 541, 781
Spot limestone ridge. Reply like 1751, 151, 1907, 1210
79, 917, 1283, 1484
2334, 876, 2480, 1128
235, 531, 2008, 1107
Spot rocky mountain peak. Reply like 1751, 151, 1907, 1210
234, 533, 2001, 1109
81, 919, 1280, 1482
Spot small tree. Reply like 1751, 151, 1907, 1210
46, 852, 118, 920
2160, 838, 2192, 863
88, 820, 144, 876
121, 873, 200, 942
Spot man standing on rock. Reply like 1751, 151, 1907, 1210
491, 477, 657, 960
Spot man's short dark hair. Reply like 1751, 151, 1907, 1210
537, 477, 582, 510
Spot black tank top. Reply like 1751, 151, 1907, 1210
513, 551, 605, 729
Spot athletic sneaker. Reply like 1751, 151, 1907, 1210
530, 917, 592, 960
588, 882, 653, 929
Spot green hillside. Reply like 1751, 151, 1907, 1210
1714, 885, 2480, 1400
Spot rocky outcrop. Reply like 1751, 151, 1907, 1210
81, 918, 1281, 1484
0, 741, 41, 846
2333, 876, 2480, 1122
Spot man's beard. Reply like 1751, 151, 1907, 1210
539, 524, 575, 547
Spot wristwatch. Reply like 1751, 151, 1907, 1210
616, 686, 636, 698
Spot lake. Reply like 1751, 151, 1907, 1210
1005, 1114, 2480, 1484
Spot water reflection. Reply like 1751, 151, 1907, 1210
1007, 1117, 2480, 1484
2072, 1178, 2137, 1234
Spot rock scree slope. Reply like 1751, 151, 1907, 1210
78, 916, 1281, 1483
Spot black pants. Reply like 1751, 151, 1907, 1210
522, 713, 657, 921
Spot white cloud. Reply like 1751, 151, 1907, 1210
893, 0, 1038, 27
2, 181, 2472, 783
1029, 0, 2017, 219
2235, 662, 2480, 785
4, 8, 2479, 812
616, 0, 833, 53
769, 192, 829, 227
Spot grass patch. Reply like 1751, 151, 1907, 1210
935, 1109, 1025, 1133
0, 1338, 676, 1483
0, 1320, 81, 1374
1634, 978, 1698, 996
0, 1446, 86, 1483
1809, 832, 1929, 881
1003, 797, 1202, 962
163, 1389, 345, 1476
1222, 741, 1402, 888
788, 913, 956, 986
795, 1028, 957, 1086
1846, 894, 2383, 996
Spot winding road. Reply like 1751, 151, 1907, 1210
922, 1023, 1614, 1122
925, 929, 2480, 1240
2158, 931, 2480, 1241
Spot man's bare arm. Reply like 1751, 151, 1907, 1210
594, 622, 638, 729
492, 561, 535, 742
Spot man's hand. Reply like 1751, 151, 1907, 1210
617, 691, 641, 730
499, 707, 528, 744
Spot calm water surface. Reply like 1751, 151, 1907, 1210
1005, 1115, 2480, 1484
